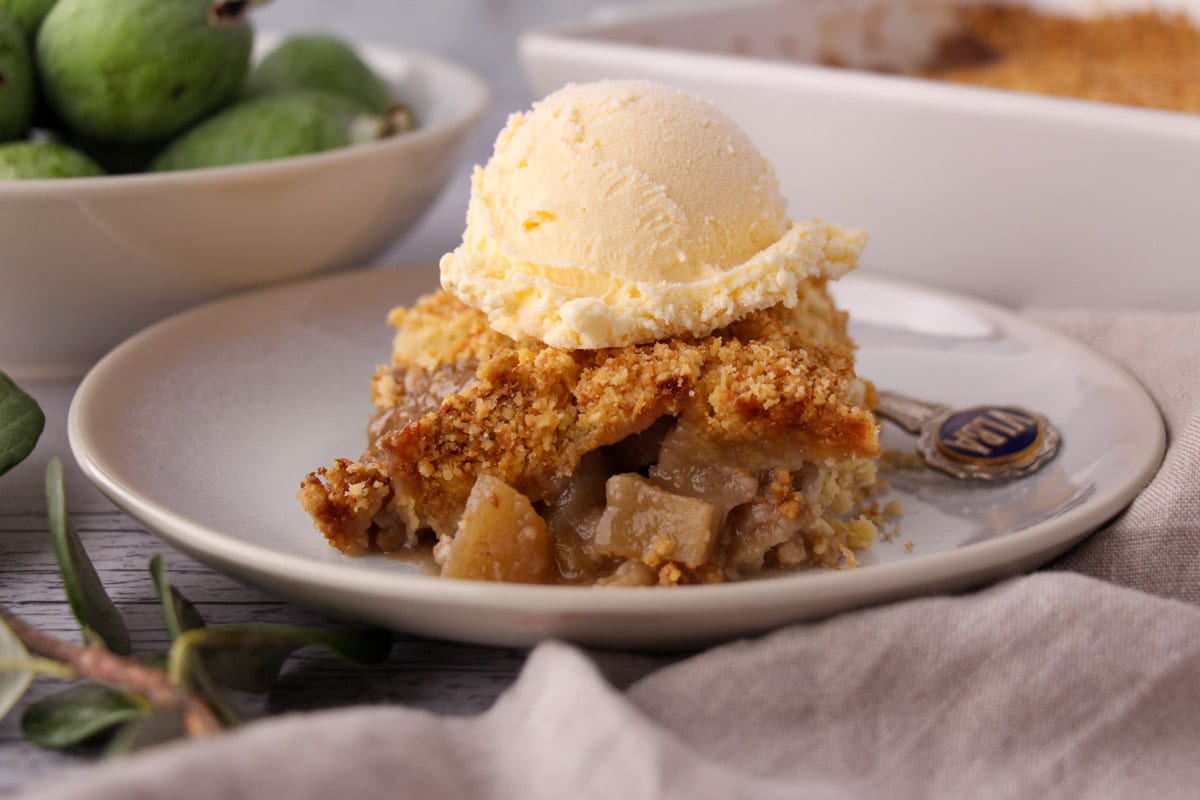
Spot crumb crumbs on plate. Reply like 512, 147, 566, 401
880, 448, 926, 472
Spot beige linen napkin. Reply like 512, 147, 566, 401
1030, 311, 1200, 603
18, 310, 1200, 800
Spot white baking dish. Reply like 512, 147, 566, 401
520, 0, 1200, 310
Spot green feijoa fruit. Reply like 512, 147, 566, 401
36, 0, 254, 144
0, 1, 60, 129
0, 11, 33, 142
151, 91, 401, 172
244, 34, 393, 115
0, 141, 103, 178
0, 0, 57, 39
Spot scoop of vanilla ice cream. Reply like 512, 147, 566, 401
440, 80, 866, 349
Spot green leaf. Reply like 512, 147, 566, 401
171, 624, 392, 693
148, 554, 205, 641
0, 617, 33, 722
21, 683, 148, 749
104, 709, 185, 758
0, 372, 44, 477
145, 556, 241, 724
180, 649, 241, 727
46, 459, 131, 655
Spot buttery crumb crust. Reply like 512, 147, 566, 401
299, 278, 880, 558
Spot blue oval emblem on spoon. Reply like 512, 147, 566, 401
874, 392, 1061, 481
936, 406, 1043, 466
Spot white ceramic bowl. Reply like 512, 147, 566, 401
0, 39, 488, 378
521, 0, 1200, 312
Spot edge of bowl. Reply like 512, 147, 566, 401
518, 6, 1200, 143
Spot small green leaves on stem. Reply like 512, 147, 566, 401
0, 618, 34, 720
149, 554, 205, 641
0, 462, 393, 756
170, 624, 393, 694
148, 558, 240, 726
21, 684, 149, 749
0, 371, 44, 477
154, 554, 391, 724
0, 656, 77, 680
46, 458, 131, 654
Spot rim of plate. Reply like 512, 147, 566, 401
68, 269, 1166, 616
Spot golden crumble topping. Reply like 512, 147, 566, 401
299, 277, 887, 584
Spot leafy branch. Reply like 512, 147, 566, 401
0, 372, 43, 478
0, 375, 392, 754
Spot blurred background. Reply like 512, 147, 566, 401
10, 0, 1189, 375
257, 0, 676, 267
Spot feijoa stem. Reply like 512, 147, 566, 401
0, 603, 221, 737
381, 103, 418, 137
208, 0, 273, 26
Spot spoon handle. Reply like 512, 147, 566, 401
873, 390, 949, 435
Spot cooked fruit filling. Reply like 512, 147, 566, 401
299, 278, 886, 586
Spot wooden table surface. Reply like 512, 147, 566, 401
0, 380, 674, 795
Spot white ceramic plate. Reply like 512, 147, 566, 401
68, 267, 1164, 649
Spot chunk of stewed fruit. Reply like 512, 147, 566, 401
650, 421, 760, 518
442, 475, 554, 583
594, 474, 718, 568
542, 451, 609, 582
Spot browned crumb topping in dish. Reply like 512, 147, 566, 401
922, 6, 1200, 113
299, 277, 887, 586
